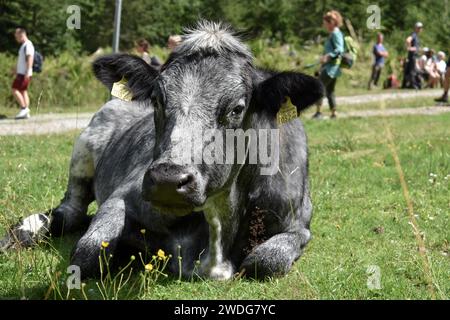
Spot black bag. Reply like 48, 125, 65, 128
24, 44, 43, 73
340, 52, 355, 69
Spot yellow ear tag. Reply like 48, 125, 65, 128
277, 97, 298, 125
111, 78, 133, 101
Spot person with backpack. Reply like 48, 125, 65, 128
11, 27, 35, 119
312, 10, 345, 119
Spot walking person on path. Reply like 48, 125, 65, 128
12, 27, 35, 120
312, 10, 345, 119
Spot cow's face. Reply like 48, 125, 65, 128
142, 53, 255, 215
93, 27, 323, 216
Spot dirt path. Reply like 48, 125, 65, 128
0, 90, 447, 136
336, 89, 441, 105
325, 106, 450, 119
0, 113, 92, 136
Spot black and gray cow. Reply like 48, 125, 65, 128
0, 22, 323, 280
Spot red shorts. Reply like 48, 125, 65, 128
12, 74, 31, 91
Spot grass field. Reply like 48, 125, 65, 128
0, 112, 449, 299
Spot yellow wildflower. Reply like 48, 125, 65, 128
101, 241, 109, 248
145, 263, 153, 272
157, 249, 166, 260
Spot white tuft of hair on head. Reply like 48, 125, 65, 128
175, 20, 253, 60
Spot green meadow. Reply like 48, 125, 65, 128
0, 112, 448, 299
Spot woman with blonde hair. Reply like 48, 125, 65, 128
312, 10, 345, 119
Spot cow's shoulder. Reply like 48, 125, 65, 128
89, 99, 152, 133
84, 99, 151, 148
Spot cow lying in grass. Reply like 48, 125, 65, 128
0, 22, 323, 280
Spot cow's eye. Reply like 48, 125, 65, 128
230, 105, 244, 117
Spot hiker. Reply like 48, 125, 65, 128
436, 51, 447, 87
423, 49, 440, 88
167, 35, 182, 51
312, 10, 344, 119
434, 55, 450, 104
12, 27, 34, 119
417, 48, 432, 86
136, 39, 161, 69
402, 22, 423, 90
418, 47, 430, 71
368, 33, 388, 90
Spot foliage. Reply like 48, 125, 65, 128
0, 0, 448, 56
0, 34, 435, 115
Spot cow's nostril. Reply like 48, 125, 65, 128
177, 174, 194, 190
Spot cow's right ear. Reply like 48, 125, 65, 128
92, 53, 159, 101
252, 71, 324, 117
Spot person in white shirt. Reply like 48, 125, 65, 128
11, 28, 34, 119
423, 49, 440, 88
417, 47, 429, 71
436, 51, 447, 85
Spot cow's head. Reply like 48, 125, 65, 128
93, 21, 323, 216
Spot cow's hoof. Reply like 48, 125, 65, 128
49, 206, 91, 236
206, 262, 234, 280
70, 241, 102, 279
239, 253, 289, 280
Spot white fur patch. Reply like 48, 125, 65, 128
201, 191, 234, 280
19, 213, 49, 235
209, 261, 234, 280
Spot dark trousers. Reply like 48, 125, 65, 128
402, 57, 420, 89
319, 71, 337, 110
369, 64, 383, 88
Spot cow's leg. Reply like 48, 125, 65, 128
50, 132, 95, 236
70, 198, 126, 279
239, 229, 311, 279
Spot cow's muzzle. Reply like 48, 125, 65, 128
142, 162, 203, 214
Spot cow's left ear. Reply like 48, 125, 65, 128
253, 71, 324, 116
92, 53, 159, 101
